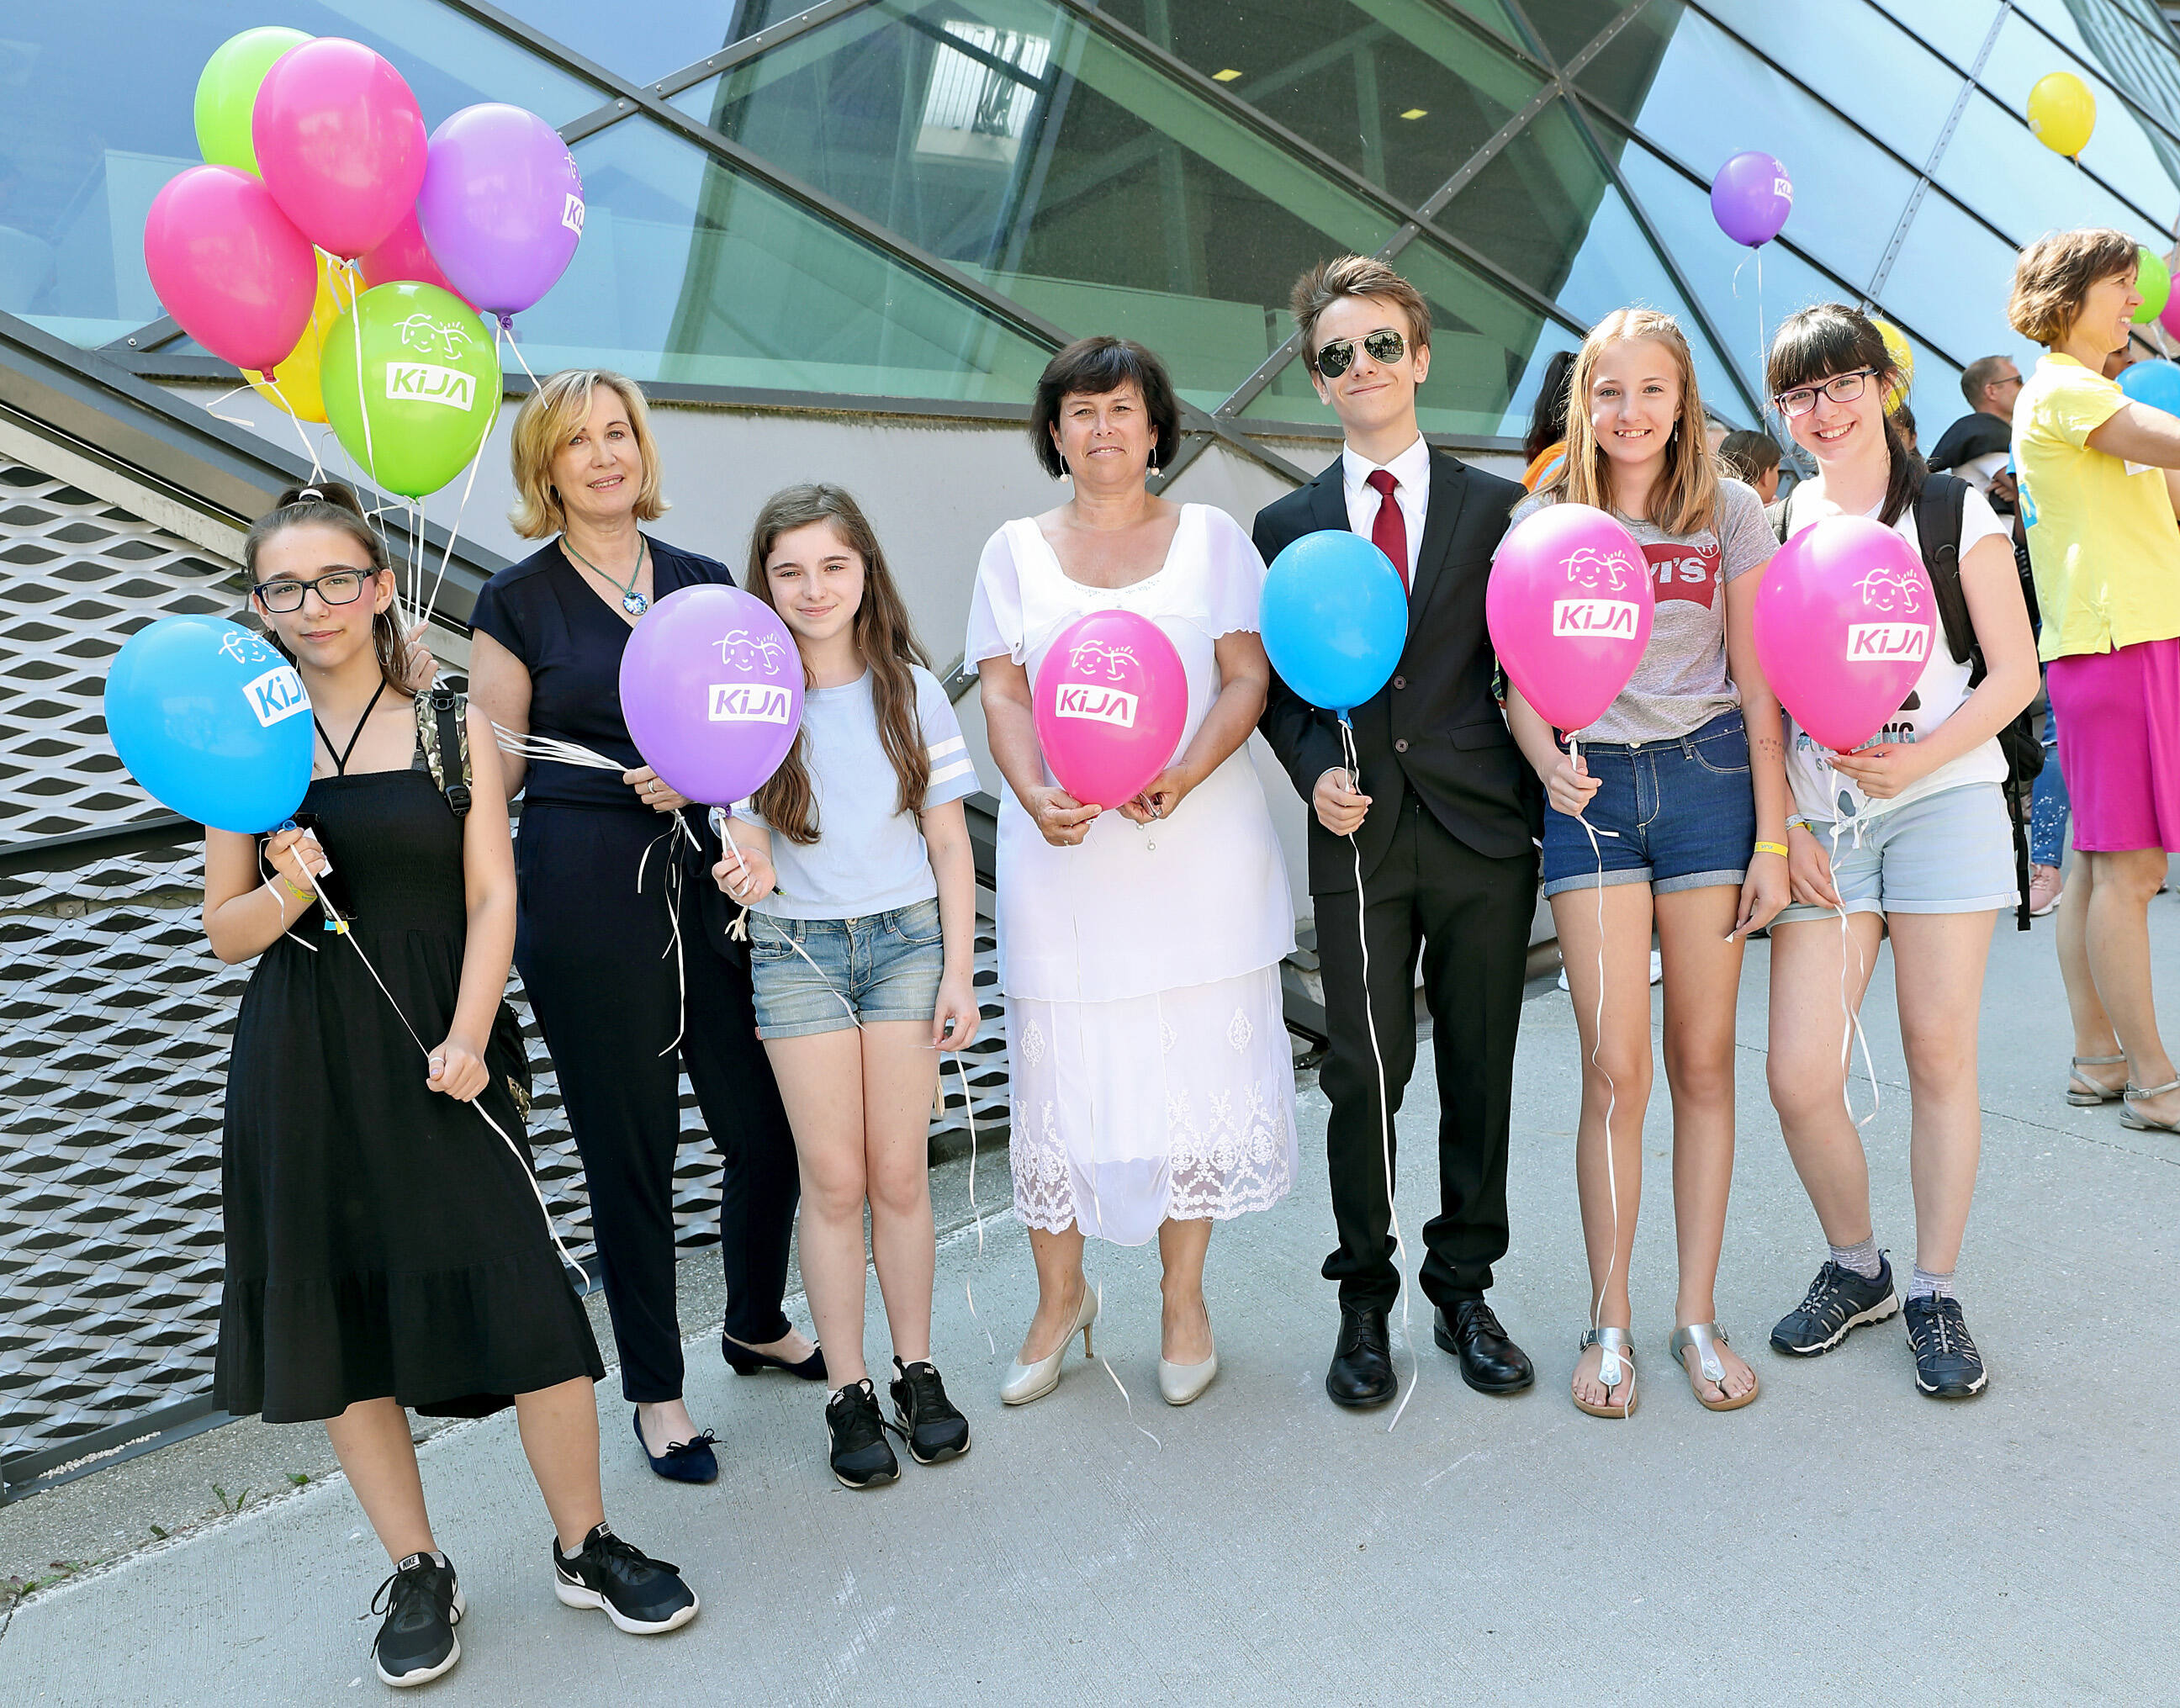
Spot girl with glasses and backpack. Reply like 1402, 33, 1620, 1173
1760, 305, 2037, 1400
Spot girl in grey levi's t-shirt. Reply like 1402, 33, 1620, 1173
1508, 476, 1776, 744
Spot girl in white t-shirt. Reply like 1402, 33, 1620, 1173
1760, 304, 2036, 1402
712, 484, 983, 1489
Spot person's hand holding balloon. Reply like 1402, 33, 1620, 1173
1827, 739, 1940, 801
1118, 762, 1198, 825
425, 1032, 488, 1103
263, 825, 330, 888
1310, 767, 1373, 836
1025, 782, 1098, 847
1542, 750, 1603, 820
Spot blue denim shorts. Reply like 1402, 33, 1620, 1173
748, 897, 944, 1039
1540, 709, 1756, 897
1774, 783, 2017, 924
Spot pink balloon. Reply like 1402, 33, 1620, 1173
252, 38, 427, 258
1754, 516, 1936, 754
359, 203, 458, 297
618, 584, 803, 806
143, 165, 317, 373
1486, 503, 1655, 732
1032, 610, 1188, 809
2159, 287, 2180, 342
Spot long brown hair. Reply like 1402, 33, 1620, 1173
1546, 308, 1721, 537
241, 479, 421, 691
745, 485, 932, 845
1765, 302, 1922, 526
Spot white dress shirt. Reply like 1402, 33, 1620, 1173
1339, 434, 1432, 591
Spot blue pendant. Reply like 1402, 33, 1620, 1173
622, 590, 649, 616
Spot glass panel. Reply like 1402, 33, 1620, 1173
1867, 0, 2001, 69
1574, 3, 1918, 287
1088, 0, 1545, 207
1934, 90, 2167, 249
504, 1, 751, 87
1516, 1, 1627, 67
0, 0, 607, 346
1876, 190, 2028, 424
672, 0, 1414, 409
516, 118, 1055, 399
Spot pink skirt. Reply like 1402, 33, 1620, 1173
2047, 636, 2180, 853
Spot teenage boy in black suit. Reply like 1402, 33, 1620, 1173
1255, 256, 1542, 1409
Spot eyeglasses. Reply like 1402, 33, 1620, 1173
1773, 368, 1879, 418
253, 568, 372, 613
1315, 328, 1406, 379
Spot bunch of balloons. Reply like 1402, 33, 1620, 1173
146, 27, 585, 499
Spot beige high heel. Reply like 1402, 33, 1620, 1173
1000, 1282, 1097, 1406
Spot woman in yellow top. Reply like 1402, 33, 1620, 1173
2008, 228, 2180, 1134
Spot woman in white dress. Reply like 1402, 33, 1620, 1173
967, 337, 1298, 1409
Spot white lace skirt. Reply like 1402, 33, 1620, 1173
1007, 965, 1298, 1246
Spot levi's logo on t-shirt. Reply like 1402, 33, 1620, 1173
1646, 539, 1720, 607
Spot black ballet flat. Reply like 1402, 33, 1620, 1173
632, 1409, 718, 1484
722, 1333, 827, 1382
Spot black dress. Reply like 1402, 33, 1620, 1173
214, 748, 604, 1425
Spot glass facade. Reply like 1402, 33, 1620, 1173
12, 0, 2180, 447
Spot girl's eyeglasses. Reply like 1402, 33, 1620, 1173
1775, 368, 1879, 418
253, 569, 372, 613
1315, 328, 1406, 379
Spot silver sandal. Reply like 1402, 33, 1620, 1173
2121, 1076, 2180, 1133
1668, 1322, 1759, 1412
1574, 1327, 1637, 1419
2068, 1054, 2127, 1106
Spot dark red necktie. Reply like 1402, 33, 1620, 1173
1367, 467, 1410, 592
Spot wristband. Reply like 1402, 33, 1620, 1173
276, 870, 315, 902
1753, 840, 1789, 859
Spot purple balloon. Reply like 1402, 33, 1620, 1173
618, 585, 803, 807
1710, 150, 1792, 248
415, 103, 583, 320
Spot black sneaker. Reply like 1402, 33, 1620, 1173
825, 1378, 901, 1489
551, 1522, 699, 1634
1770, 1256, 1901, 1356
1903, 1294, 1988, 1399
889, 1357, 971, 1465
369, 1552, 463, 1688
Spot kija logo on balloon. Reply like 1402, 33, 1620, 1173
714, 628, 787, 672
561, 195, 586, 237
385, 362, 476, 410
242, 665, 310, 727
1054, 685, 1140, 727
1773, 176, 1794, 202
707, 684, 794, 724
1564, 546, 1638, 591
1552, 599, 1641, 637
1846, 622, 1931, 663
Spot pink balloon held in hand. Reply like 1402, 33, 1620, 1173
1754, 515, 1935, 755
252, 38, 428, 259
143, 165, 318, 373
417, 104, 585, 322
1032, 610, 1188, 812
1487, 503, 1654, 735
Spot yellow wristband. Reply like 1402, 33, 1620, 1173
1753, 840, 1790, 859
277, 871, 315, 902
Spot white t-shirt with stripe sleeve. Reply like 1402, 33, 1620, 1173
740, 663, 982, 921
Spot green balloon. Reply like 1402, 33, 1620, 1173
193, 27, 312, 175
320, 283, 502, 499
2135, 246, 2171, 325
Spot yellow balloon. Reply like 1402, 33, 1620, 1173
247, 252, 344, 423
2028, 71, 2096, 158
1871, 317, 1914, 414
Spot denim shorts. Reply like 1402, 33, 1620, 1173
1540, 709, 1756, 897
1773, 783, 2017, 924
748, 897, 944, 1039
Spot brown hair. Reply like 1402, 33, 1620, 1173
242, 479, 421, 692
1765, 301, 1923, 526
1029, 337, 1182, 479
744, 485, 933, 845
1546, 308, 1719, 537
508, 368, 669, 539
1288, 253, 1432, 365
1717, 429, 1781, 484
2007, 228, 2140, 348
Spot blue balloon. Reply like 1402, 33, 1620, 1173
2118, 358, 2180, 415
103, 616, 315, 833
1260, 530, 1408, 715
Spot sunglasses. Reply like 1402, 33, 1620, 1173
1773, 368, 1878, 419
1315, 328, 1406, 379
253, 568, 374, 613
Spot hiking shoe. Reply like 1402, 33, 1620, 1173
370, 1552, 463, 1687
825, 1378, 901, 1489
1771, 1256, 1900, 1356
1904, 1295, 1988, 1399
890, 1357, 971, 1465
552, 1523, 699, 1634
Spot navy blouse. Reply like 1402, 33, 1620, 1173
469, 537, 738, 811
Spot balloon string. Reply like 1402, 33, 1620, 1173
492, 724, 622, 770
1828, 813, 1882, 1133
335, 261, 387, 520
951, 1047, 996, 1360
417, 320, 500, 630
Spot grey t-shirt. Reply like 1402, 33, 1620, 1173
737, 664, 981, 921
1510, 478, 1775, 743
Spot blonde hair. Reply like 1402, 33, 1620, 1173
508, 368, 669, 539
2007, 227, 2141, 348
1545, 308, 1720, 538
1288, 254, 1432, 362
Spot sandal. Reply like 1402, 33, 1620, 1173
2121, 1077, 2180, 1133
1573, 1327, 1637, 1419
2068, 1053, 2127, 1106
1668, 1323, 1758, 1412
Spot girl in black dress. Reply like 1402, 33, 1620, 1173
204, 482, 697, 1689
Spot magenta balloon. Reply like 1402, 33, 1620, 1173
142, 165, 317, 373
252, 38, 427, 258
1486, 503, 1655, 733
1754, 516, 1935, 754
1710, 150, 1792, 248
618, 584, 802, 806
416, 104, 585, 320
359, 203, 460, 299
1031, 610, 1188, 810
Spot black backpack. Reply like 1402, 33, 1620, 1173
1769, 473, 2043, 930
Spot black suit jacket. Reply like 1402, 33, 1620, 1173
1254, 447, 1541, 896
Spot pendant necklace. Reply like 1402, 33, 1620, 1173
566, 534, 651, 616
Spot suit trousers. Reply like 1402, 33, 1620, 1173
1314, 790, 1537, 1311
516, 803, 800, 1403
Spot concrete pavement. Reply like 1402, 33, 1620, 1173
3, 905, 2177, 1704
